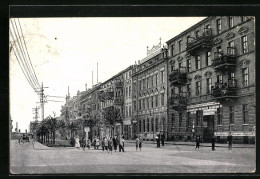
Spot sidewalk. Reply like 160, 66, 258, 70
125, 140, 255, 148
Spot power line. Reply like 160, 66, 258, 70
10, 19, 40, 90
17, 18, 40, 89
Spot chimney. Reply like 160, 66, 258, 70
85, 83, 88, 91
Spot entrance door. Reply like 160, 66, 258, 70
203, 115, 214, 142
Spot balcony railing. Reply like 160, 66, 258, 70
211, 79, 238, 99
169, 67, 187, 86
212, 47, 237, 70
114, 97, 124, 105
186, 28, 213, 56
115, 81, 124, 88
169, 92, 187, 109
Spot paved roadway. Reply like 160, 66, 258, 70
10, 140, 255, 174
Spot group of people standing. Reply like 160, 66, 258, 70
74, 135, 125, 154
155, 133, 165, 148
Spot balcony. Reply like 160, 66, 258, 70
114, 97, 124, 105
115, 81, 124, 88
186, 28, 213, 56
169, 92, 187, 110
211, 79, 238, 100
212, 47, 237, 71
169, 67, 187, 86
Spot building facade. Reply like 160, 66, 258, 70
132, 41, 169, 140
166, 16, 255, 143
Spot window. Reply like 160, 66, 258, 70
139, 100, 141, 110
129, 105, 131, 116
206, 78, 212, 94
133, 101, 136, 112
139, 120, 142, 132
179, 112, 182, 131
151, 75, 154, 87
229, 106, 234, 124
195, 30, 200, 38
146, 98, 149, 109
178, 62, 182, 69
125, 106, 128, 117
171, 88, 175, 96
171, 44, 174, 56
143, 119, 146, 132
187, 84, 191, 97
171, 114, 175, 132
216, 18, 221, 34
187, 112, 191, 127
217, 107, 222, 125
155, 95, 158, 107
142, 99, 145, 110
178, 86, 183, 93
161, 71, 165, 83
196, 55, 201, 70
196, 110, 201, 126
241, 16, 247, 22
187, 35, 190, 43
229, 72, 235, 80
228, 16, 234, 28
151, 118, 154, 132
205, 24, 211, 29
147, 119, 150, 132
155, 118, 159, 132
143, 79, 146, 90
196, 81, 201, 96
146, 77, 149, 88
206, 51, 212, 66
242, 67, 249, 87
129, 86, 131, 97
187, 59, 191, 72
178, 40, 182, 53
155, 74, 158, 85
243, 104, 248, 124
151, 96, 154, 108
139, 81, 142, 90
171, 65, 174, 72
125, 87, 128, 97
217, 75, 223, 84
161, 93, 165, 106
242, 35, 248, 54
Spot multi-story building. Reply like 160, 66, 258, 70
132, 41, 168, 140
166, 16, 255, 143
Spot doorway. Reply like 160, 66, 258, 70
203, 115, 214, 142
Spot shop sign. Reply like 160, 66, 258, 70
187, 102, 221, 110
214, 131, 255, 137
203, 109, 216, 116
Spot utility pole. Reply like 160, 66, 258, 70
32, 106, 39, 121
36, 82, 48, 121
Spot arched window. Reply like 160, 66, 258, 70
147, 118, 150, 132
155, 118, 159, 132
139, 120, 142, 133
143, 119, 146, 132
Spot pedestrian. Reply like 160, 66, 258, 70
112, 135, 118, 152
136, 136, 140, 151
93, 136, 97, 150
156, 134, 160, 148
87, 139, 91, 149
119, 135, 125, 152
101, 137, 105, 151
121, 134, 125, 148
139, 136, 143, 151
108, 137, 113, 154
75, 136, 80, 150
82, 137, 86, 151
227, 132, 233, 150
212, 135, 216, 151
104, 136, 108, 151
161, 133, 165, 147
96, 137, 100, 150
195, 135, 200, 150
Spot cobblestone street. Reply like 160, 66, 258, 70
10, 140, 255, 174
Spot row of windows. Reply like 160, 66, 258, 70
137, 71, 165, 91
169, 16, 250, 56
138, 118, 166, 133
135, 93, 165, 111
171, 104, 250, 129
172, 35, 249, 73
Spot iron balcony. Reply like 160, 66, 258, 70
212, 47, 237, 71
169, 67, 187, 86
211, 79, 238, 100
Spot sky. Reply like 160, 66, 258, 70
10, 17, 206, 133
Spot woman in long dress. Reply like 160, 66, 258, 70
75, 136, 80, 150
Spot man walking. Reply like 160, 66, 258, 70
195, 135, 200, 150
212, 135, 216, 151
136, 136, 140, 151
227, 132, 233, 150
112, 135, 118, 152
119, 135, 125, 152
161, 133, 165, 147
156, 134, 160, 148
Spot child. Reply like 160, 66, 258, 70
87, 139, 91, 149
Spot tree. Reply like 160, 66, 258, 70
45, 116, 65, 145
102, 106, 122, 136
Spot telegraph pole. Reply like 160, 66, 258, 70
36, 82, 48, 121
32, 106, 39, 121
